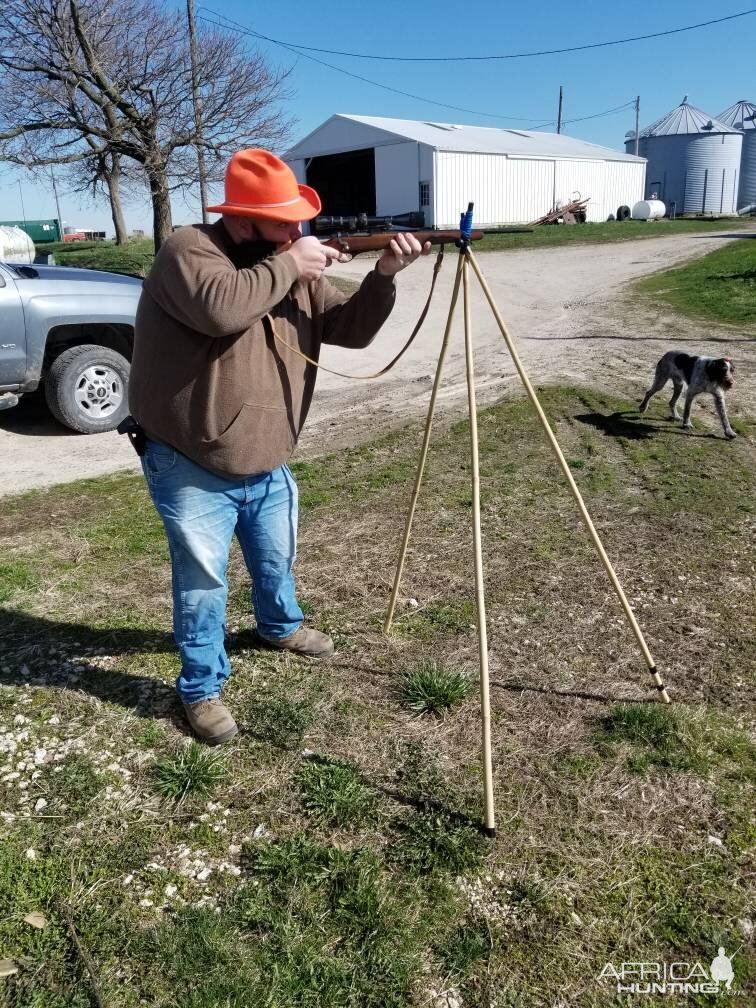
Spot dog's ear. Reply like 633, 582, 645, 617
724, 357, 735, 373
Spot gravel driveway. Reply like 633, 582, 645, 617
2, 230, 753, 497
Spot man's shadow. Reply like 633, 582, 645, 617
0, 609, 266, 720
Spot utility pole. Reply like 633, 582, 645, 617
16, 179, 27, 232
634, 95, 640, 156
50, 170, 64, 239
557, 85, 564, 134
186, 0, 209, 223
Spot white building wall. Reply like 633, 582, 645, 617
374, 142, 420, 216
435, 151, 644, 225
554, 159, 606, 221
434, 152, 510, 228
505, 159, 556, 222
603, 161, 646, 217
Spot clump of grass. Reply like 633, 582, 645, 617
594, 703, 755, 776
393, 741, 478, 820
434, 913, 492, 974
391, 810, 486, 876
245, 693, 314, 749
151, 741, 227, 802
420, 601, 476, 635
399, 661, 470, 716
0, 560, 40, 604
135, 719, 168, 747
296, 757, 376, 827
234, 836, 422, 1006
43, 753, 103, 816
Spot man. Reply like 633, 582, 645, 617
128, 148, 429, 745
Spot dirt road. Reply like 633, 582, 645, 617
2, 230, 753, 496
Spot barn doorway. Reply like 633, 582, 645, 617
306, 148, 376, 216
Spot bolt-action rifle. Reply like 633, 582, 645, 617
320, 226, 531, 257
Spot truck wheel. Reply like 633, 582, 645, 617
44, 344, 130, 433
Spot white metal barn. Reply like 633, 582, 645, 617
285, 114, 646, 228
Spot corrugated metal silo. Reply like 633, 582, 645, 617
625, 98, 742, 213
717, 100, 756, 210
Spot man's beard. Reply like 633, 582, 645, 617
227, 239, 278, 269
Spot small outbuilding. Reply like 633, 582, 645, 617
285, 114, 645, 228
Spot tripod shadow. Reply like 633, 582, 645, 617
575, 410, 721, 441
490, 679, 655, 705
301, 751, 485, 834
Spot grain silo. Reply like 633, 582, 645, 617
717, 100, 756, 210
625, 97, 742, 214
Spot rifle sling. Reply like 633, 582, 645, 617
264, 248, 445, 380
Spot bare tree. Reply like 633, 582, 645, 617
64, 144, 138, 244
0, 0, 294, 249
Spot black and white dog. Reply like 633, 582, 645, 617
639, 352, 736, 439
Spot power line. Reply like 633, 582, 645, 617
199, 10, 635, 128
198, 7, 756, 62
199, 11, 545, 121
541, 100, 636, 130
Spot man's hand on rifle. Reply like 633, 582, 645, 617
376, 232, 432, 277
288, 236, 348, 283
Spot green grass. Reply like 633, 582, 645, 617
473, 216, 752, 251
296, 757, 377, 826
151, 742, 228, 802
399, 660, 470, 716
243, 689, 316, 749
636, 237, 756, 327
41, 753, 105, 818
594, 702, 756, 776
0, 561, 40, 604
0, 385, 754, 1005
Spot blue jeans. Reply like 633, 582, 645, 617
141, 440, 304, 704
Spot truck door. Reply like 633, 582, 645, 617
0, 265, 27, 387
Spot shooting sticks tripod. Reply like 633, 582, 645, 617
383, 209, 671, 838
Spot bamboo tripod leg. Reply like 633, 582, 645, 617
466, 250, 670, 704
384, 252, 466, 633
462, 252, 496, 836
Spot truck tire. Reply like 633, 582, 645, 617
44, 344, 130, 434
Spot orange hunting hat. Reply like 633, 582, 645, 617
205, 149, 321, 221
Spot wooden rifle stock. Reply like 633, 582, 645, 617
321, 229, 484, 256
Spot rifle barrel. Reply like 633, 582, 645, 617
322, 230, 484, 256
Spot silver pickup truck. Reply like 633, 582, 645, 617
0, 260, 141, 433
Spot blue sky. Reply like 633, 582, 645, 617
1, 0, 754, 235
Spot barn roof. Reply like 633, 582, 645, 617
286, 114, 644, 162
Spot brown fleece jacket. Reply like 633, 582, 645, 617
129, 221, 396, 478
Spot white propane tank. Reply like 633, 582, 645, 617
0, 225, 35, 263
631, 199, 666, 220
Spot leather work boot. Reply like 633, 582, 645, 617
183, 698, 238, 745
256, 626, 335, 659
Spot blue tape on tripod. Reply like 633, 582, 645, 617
459, 206, 474, 240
